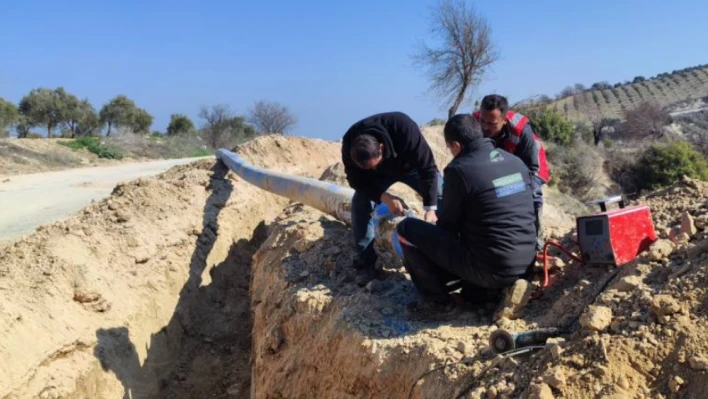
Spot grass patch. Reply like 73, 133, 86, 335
190, 147, 212, 157
59, 136, 124, 160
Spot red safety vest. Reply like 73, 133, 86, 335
472, 110, 550, 182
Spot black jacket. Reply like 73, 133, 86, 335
341, 112, 439, 207
437, 137, 537, 275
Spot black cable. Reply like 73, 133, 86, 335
452, 346, 546, 399
406, 347, 545, 399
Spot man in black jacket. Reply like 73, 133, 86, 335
342, 112, 442, 285
396, 114, 537, 320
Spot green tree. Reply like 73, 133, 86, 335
637, 141, 708, 190
0, 97, 19, 137
99, 95, 136, 136
166, 113, 195, 136
62, 93, 100, 137
528, 109, 574, 145
18, 87, 73, 138
130, 108, 153, 134
74, 100, 101, 136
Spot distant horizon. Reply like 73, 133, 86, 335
2, 0, 707, 140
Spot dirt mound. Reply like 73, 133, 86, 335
9, 129, 706, 399
249, 170, 708, 398
250, 158, 584, 398
0, 138, 110, 176
0, 135, 340, 399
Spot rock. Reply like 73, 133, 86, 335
527, 383, 554, 399
133, 249, 152, 264
613, 275, 643, 292
456, 341, 469, 353
689, 356, 708, 370
116, 210, 131, 223
549, 257, 565, 270
543, 367, 566, 390
126, 237, 140, 248
299, 270, 310, 278
381, 307, 394, 316
681, 212, 697, 237
580, 305, 613, 332
684, 238, 708, 258
675, 232, 691, 244
651, 295, 681, 318
617, 375, 630, 390
494, 279, 533, 320
695, 214, 708, 230
593, 366, 609, 377
293, 239, 315, 254
548, 344, 563, 360
649, 239, 674, 261
295, 289, 331, 314
669, 376, 684, 393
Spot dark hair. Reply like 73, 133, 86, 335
350, 134, 381, 165
480, 94, 509, 115
444, 114, 483, 144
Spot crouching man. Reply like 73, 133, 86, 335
342, 112, 443, 286
397, 114, 537, 320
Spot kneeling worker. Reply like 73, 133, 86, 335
341, 112, 443, 286
397, 114, 537, 320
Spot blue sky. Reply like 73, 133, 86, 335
1, 0, 706, 140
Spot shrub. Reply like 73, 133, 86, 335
604, 148, 641, 194
636, 141, 708, 190
528, 109, 574, 145
26, 133, 43, 139
58, 136, 123, 160
546, 140, 606, 200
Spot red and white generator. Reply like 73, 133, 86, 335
576, 196, 658, 266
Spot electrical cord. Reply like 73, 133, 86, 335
452, 346, 546, 399
406, 346, 546, 399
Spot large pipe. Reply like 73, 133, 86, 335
215, 149, 408, 259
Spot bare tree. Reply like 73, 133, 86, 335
198, 104, 255, 149
621, 101, 671, 140
248, 100, 297, 134
413, 0, 498, 118
576, 94, 613, 145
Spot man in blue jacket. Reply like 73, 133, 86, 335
396, 114, 537, 320
342, 112, 443, 286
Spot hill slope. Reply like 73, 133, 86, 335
547, 64, 708, 123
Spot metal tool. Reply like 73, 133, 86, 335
488, 327, 564, 353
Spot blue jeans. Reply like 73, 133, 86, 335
351, 171, 444, 267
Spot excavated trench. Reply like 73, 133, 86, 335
0, 136, 342, 399
7, 133, 708, 399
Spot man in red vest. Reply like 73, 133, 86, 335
473, 94, 550, 251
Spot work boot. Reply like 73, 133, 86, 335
459, 285, 502, 306
405, 298, 461, 322
352, 255, 381, 287
493, 279, 534, 321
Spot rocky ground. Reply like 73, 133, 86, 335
3, 129, 707, 399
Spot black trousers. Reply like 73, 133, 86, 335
396, 218, 522, 302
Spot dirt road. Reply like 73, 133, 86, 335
0, 157, 212, 247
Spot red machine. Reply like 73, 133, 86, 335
577, 196, 658, 266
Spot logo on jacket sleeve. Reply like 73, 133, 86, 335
489, 150, 504, 163
493, 172, 526, 198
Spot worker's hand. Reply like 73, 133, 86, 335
423, 210, 438, 224
380, 192, 406, 216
